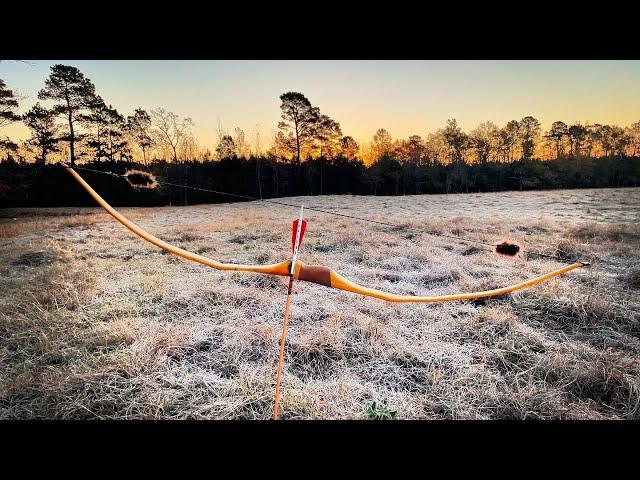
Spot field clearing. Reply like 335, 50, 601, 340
1, 187, 640, 419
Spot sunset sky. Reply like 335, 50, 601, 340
2, 60, 640, 149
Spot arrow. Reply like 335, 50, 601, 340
273, 205, 305, 420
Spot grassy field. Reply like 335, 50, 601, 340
1, 188, 639, 419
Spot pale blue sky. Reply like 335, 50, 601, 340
2, 60, 639, 149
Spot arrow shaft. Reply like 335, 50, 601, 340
273, 275, 294, 420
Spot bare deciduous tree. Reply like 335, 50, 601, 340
151, 108, 193, 205
372, 128, 394, 160
234, 127, 249, 158
150, 108, 193, 164
178, 132, 201, 162
470, 122, 499, 163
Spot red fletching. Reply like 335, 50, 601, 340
291, 219, 307, 250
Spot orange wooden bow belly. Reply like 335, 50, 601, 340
293, 261, 585, 303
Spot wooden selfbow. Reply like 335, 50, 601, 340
65, 165, 587, 303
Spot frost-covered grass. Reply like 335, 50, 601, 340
1, 188, 639, 419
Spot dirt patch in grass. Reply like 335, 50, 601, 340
13, 251, 65, 267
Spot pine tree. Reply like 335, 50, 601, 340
278, 92, 320, 164
126, 109, 154, 164
24, 103, 60, 164
38, 65, 96, 165
0, 78, 21, 155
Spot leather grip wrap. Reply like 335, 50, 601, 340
297, 264, 332, 287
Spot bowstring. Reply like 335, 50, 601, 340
64, 164, 583, 265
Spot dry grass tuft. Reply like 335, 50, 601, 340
570, 222, 640, 242
623, 266, 640, 289
552, 238, 593, 262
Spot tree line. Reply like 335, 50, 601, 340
1, 64, 639, 207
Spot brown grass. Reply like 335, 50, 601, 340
1, 187, 639, 419
623, 267, 640, 289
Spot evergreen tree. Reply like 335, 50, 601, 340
127, 108, 154, 164
0, 78, 21, 155
24, 103, 60, 164
38, 65, 96, 165
278, 92, 320, 164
